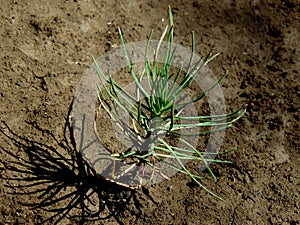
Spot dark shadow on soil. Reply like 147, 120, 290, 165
0, 110, 149, 224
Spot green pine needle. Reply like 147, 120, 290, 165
95, 6, 246, 200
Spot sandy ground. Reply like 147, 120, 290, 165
0, 0, 299, 224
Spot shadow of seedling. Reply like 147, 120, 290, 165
0, 118, 147, 224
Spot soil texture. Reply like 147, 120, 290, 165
0, 0, 299, 224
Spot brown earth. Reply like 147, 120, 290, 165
0, 0, 299, 224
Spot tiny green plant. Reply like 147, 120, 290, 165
94, 7, 246, 200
